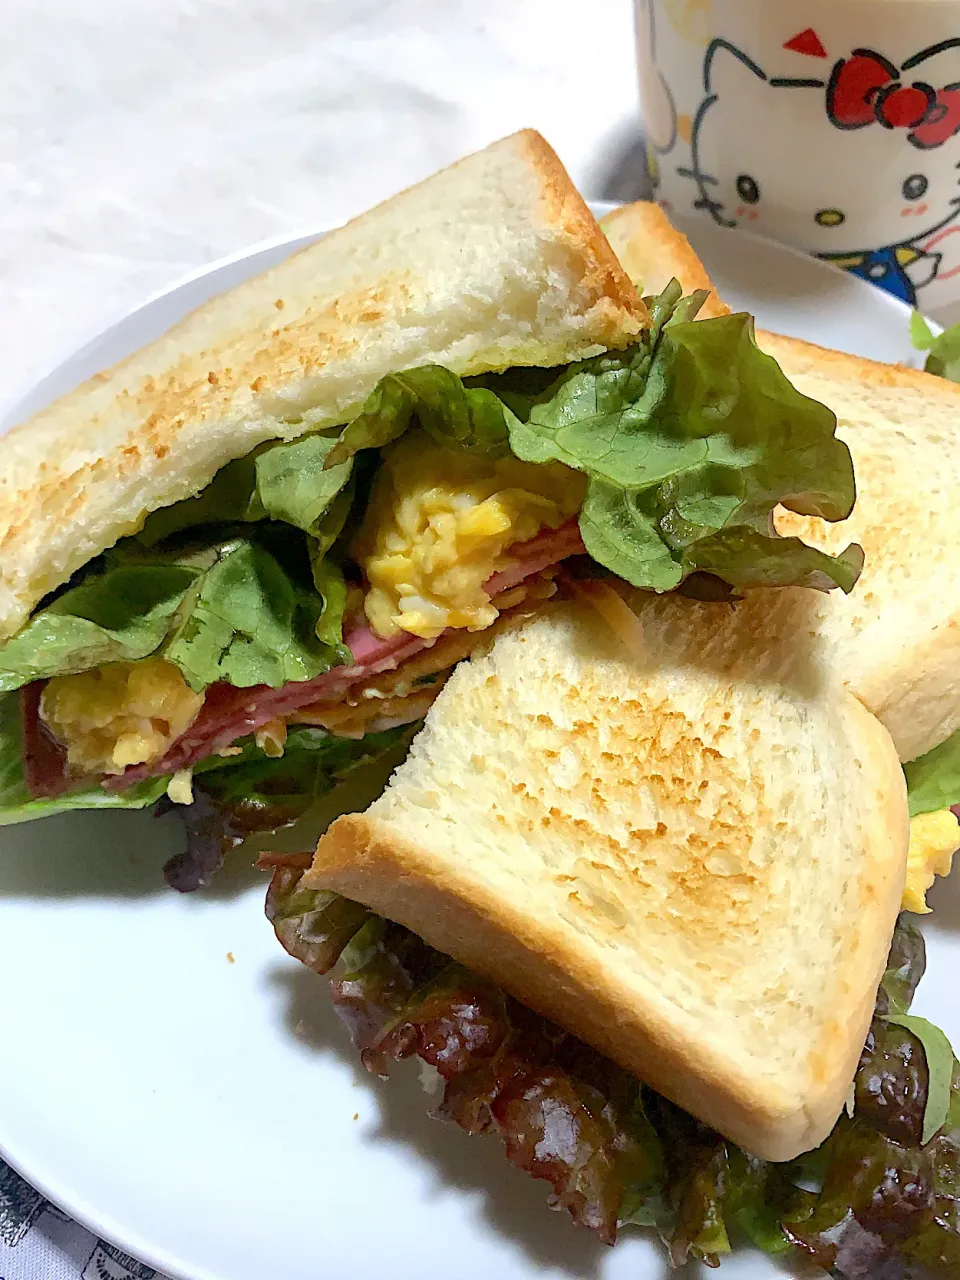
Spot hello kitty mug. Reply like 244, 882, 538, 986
636, 0, 960, 316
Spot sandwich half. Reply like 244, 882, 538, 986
305, 586, 908, 1163
1, 131, 644, 639
603, 200, 960, 765
0, 136, 862, 893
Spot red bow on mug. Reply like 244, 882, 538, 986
828, 49, 960, 149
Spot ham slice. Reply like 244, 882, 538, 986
484, 520, 584, 596
35, 520, 586, 797
105, 626, 431, 790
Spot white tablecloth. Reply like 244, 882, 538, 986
0, 0, 646, 411
0, 3, 643, 1277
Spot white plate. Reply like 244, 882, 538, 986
0, 206, 956, 1280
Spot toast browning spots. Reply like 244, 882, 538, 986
308, 592, 908, 1161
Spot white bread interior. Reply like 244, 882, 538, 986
309, 592, 908, 1162
602, 202, 960, 762
0, 130, 646, 642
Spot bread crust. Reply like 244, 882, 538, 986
760, 329, 960, 760
0, 131, 645, 641
766, 333, 960, 761
757, 326, 960, 399
315, 810, 806, 1154
522, 134, 649, 335
601, 202, 730, 318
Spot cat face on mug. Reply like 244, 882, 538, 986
687, 39, 960, 256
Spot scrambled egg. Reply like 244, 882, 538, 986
41, 657, 205, 775
355, 433, 585, 639
167, 769, 195, 806
903, 809, 960, 914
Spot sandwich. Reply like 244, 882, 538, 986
0, 133, 863, 891
264, 205, 960, 1274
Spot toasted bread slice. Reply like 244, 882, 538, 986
309, 590, 908, 1161
601, 200, 730, 318
602, 202, 960, 762
0, 131, 646, 642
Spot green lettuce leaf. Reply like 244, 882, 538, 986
310, 557, 348, 650
164, 539, 342, 690
196, 723, 414, 824
322, 286, 860, 597
310, 482, 355, 558
911, 311, 960, 383
138, 434, 352, 545
0, 524, 349, 698
162, 723, 417, 891
579, 483, 863, 594
509, 295, 860, 595
1, 285, 862, 711
308, 483, 354, 651
0, 565, 200, 694
0, 424, 355, 696
0, 693, 168, 825
252, 434, 353, 535
904, 729, 960, 817
136, 454, 266, 544
680, 527, 863, 593
885, 1014, 957, 1146
578, 482, 681, 589
325, 365, 514, 467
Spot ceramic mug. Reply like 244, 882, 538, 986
636, 0, 960, 315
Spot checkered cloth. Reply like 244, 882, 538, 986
0, 1160, 159, 1280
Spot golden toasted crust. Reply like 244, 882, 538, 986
601, 201, 730, 318
310, 597, 908, 1160
758, 327, 960, 399
602, 199, 960, 396
0, 131, 646, 641
524, 134, 650, 332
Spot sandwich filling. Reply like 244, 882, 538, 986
0, 283, 867, 882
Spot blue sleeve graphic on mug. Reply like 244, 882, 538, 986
682, 32, 960, 306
